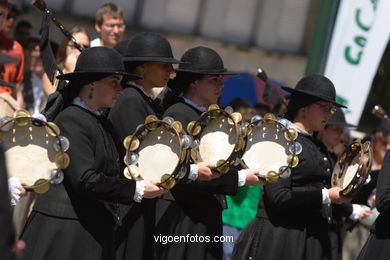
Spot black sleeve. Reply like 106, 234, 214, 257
57, 113, 136, 204
264, 156, 323, 211
182, 169, 239, 196
332, 203, 353, 218
0, 146, 15, 260
376, 150, 390, 214
109, 91, 150, 144
164, 106, 193, 130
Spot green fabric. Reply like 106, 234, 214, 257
222, 185, 261, 229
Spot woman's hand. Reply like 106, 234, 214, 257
245, 169, 266, 186
143, 180, 167, 199
328, 187, 351, 204
196, 162, 221, 181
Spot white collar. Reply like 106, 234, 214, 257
182, 97, 207, 112
73, 97, 103, 116
127, 81, 155, 99
290, 123, 313, 137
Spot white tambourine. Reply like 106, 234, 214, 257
0, 109, 69, 194
241, 113, 302, 183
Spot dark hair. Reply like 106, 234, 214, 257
284, 93, 320, 121
56, 26, 90, 70
95, 3, 125, 26
228, 98, 253, 110
159, 71, 203, 111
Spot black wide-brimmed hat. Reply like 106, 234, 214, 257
123, 32, 184, 64
57, 47, 141, 83
327, 107, 355, 127
0, 53, 17, 88
175, 46, 234, 75
282, 74, 347, 108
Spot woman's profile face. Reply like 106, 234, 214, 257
303, 101, 335, 132
93, 75, 123, 108
65, 32, 90, 56
141, 62, 175, 89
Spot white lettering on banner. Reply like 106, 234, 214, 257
324, 0, 390, 125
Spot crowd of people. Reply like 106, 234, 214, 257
1, 1, 390, 260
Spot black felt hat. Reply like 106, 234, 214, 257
123, 32, 184, 64
282, 74, 347, 108
327, 107, 355, 127
175, 46, 233, 75
57, 47, 141, 83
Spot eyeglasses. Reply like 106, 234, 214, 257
103, 23, 126, 30
314, 102, 337, 114
67, 43, 90, 49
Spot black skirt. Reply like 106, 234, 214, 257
20, 211, 105, 260
154, 198, 223, 260
358, 232, 390, 260
232, 217, 333, 260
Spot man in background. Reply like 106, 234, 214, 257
91, 3, 126, 48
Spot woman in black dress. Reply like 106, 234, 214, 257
20, 47, 165, 260
358, 148, 390, 259
155, 46, 263, 260
232, 74, 351, 260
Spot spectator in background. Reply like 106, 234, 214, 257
42, 26, 90, 97
1, 3, 18, 38
22, 37, 46, 115
0, 0, 24, 108
91, 3, 125, 48
254, 103, 270, 116
14, 20, 32, 49
229, 97, 256, 122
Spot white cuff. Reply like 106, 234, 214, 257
349, 204, 362, 221
8, 177, 22, 206
133, 180, 145, 203
365, 174, 371, 185
238, 170, 247, 187
322, 188, 331, 204
188, 164, 198, 181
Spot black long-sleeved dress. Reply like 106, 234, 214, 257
358, 150, 390, 259
0, 145, 15, 260
155, 100, 239, 260
108, 86, 161, 260
232, 132, 336, 260
20, 105, 136, 260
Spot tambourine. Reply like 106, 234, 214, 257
241, 113, 302, 183
186, 104, 246, 174
0, 109, 70, 194
122, 115, 191, 190
332, 140, 372, 198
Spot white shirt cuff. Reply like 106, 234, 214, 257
238, 170, 247, 187
133, 180, 145, 203
365, 174, 371, 185
322, 188, 331, 204
349, 204, 362, 221
8, 177, 22, 206
188, 164, 198, 181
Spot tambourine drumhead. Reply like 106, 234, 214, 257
137, 125, 180, 182
199, 116, 236, 165
242, 124, 289, 174
332, 140, 372, 197
2, 124, 57, 186
339, 155, 360, 190
0, 93, 19, 117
